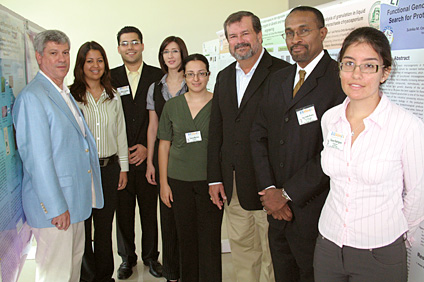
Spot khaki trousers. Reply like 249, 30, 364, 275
32, 221, 85, 282
224, 174, 275, 282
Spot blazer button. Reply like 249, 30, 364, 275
88, 169, 92, 173
284, 117, 289, 123
235, 118, 240, 123
280, 163, 284, 167
85, 149, 89, 152
280, 140, 284, 145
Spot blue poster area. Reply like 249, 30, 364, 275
380, 0, 424, 50
380, 0, 424, 121
0, 59, 31, 282
380, 1, 424, 281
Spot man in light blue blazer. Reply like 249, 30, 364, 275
13, 30, 103, 282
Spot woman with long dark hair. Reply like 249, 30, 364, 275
145, 36, 188, 282
70, 41, 128, 282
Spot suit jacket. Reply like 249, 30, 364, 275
250, 51, 345, 238
111, 63, 163, 172
207, 50, 290, 210
13, 72, 103, 229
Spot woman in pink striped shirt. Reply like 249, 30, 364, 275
314, 27, 424, 282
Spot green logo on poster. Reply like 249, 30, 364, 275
369, 1, 381, 29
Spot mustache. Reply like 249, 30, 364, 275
290, 44, 308, 52
235, 43, 251, 50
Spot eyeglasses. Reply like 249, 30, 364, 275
339, 62, 384, 73
183, 71, 210, 79
282, 27, 323, 40
162, 50, 180, 55
119, 40, 141, 47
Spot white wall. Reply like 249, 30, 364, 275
1, 0, 288, 83
289, 0, 330, 8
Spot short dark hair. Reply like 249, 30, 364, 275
182, 53, 209, 73
117, 26, 143, 45
338, 26, 392, 71
158, 36, 189, 73
70, 41, 115, 104
224, 11, 261, 39
288, 6, 325, 28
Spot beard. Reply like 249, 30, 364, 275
230, 41, 261, 61
289, 44, 310, 63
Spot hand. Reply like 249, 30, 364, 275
146, 162, 157, 185
209, 183, 227, 210
160, 183, 173, 208
118, 171, 127, 190
269, 204, 293, 221
258, 188, 289, 214
129, 144, 147, 166
51, 210, 70, 231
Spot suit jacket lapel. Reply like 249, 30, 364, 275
238, 51, 272, 113
281, 65, 296, 107
134, 63, 151, 101
285, 51, 331, 111
38, 73, 84, 136
227, 66, 239, 111
114, 65, 133, 100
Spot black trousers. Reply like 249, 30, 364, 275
81, 161, 120, 282
160, 195, 180, 280
268, 220, 316, 282
116, 167, 159, 264
168, 177, 223, 282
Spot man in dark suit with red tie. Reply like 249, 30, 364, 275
110, 26, 163, 280
250, 6, 345, 282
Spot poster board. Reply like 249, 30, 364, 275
0, 4, 43, 282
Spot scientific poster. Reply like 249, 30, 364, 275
202, 39, 220, 92
380, 1, 424, 280
0, 4, 37, 282
0, 7, 26, 97
380, 0, 424, 120
25, 22, 44, 85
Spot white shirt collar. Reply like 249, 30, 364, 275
235, 47, 265, 75
295, 50, 325, 80
39, 70, 70, 94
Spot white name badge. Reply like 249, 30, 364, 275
117, 86, 130, 96
296, 105, 318, 125
326, 131, 346, 151
185, 131, 202, 143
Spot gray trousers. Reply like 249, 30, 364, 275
313, 234, 407, 282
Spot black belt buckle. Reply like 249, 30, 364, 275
99, 154, 117, 168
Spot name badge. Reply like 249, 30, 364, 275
326, 131, 346, 151
117, 86, 130, 96
185, 131, 202, 143
296, 105, 318, 125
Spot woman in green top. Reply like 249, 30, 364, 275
158, 54, 223, 282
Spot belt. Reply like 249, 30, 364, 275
99, 154, 118, 168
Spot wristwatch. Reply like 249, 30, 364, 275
281, 188, 291, 201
